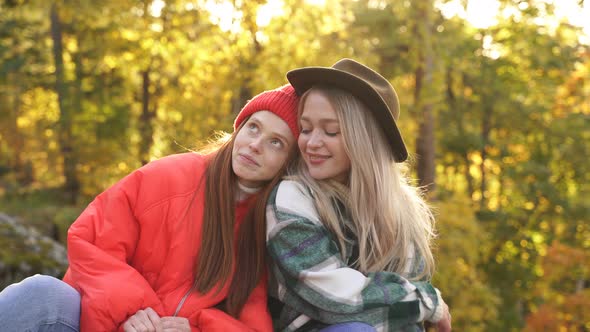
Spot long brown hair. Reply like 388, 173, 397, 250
193, 122, 298, 317
226, 145, 297, 315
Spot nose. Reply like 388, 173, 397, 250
249, 136, 262, 153
307, 130, 323, 149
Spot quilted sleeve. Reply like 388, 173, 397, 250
65, 168, 165, 331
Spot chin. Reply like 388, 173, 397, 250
233, 168, 247, 180
309, 172, 328, 181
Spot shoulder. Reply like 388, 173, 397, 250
139, 152, 208, 176
119, 152, 209, 213
272, 180, 308, 201
132, 152, 208, 189
267, 180, 321, 226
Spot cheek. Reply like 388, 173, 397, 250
333, 139, 350, 162
262, 152, 288, 177
273, 151, 289, 168
297, 136, 306, 152
233, 131, 245, 149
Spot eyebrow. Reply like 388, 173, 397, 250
300, 116, 339, 124
250, 118, 291, 143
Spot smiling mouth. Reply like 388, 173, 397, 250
307, 153, 330, 164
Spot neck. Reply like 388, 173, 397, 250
236, 181, 262, 201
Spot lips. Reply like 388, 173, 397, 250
306, 153, 330, 165
238, 153, 260, 167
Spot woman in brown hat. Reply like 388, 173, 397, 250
265, 59, 451, 332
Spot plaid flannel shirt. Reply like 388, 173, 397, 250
266, 180, 443, 332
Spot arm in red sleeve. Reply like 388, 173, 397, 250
237, 273, 273, 331
188, 275, 272, 332
66, 169, 164, 331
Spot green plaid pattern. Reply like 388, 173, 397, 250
266, 181, 442, 332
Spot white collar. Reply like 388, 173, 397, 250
237, 181, 262, 194
236, 181, 262, 201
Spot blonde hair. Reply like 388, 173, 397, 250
292, 86, 436, 280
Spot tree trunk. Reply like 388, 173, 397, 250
50, 3, 79, 203
7, 73, 30, 185
446, 67, 475, 198
136, 0, 164, 165
416, 105, 436, 191
478, 36, 493, 210
480, 103, 491, 210
232, 85, 254, 116
72, 40, 84, 121
413, 0, 436, 195
231, 3, 262, 116
139, 70, 155, 165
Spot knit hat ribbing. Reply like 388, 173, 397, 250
234, 84, 300, 138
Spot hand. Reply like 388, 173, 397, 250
123, 307, 163, 332
435, 300, 451, 332
161, 316, 191, 332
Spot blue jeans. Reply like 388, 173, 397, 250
0, 274, 80, 332
319, 322, 377, 332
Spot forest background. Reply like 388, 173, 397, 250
0, 0, 588, 330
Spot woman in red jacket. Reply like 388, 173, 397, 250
0, 84, 300, 332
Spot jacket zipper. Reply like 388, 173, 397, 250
173, 289, 191, 317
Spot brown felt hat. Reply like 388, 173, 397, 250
286, 58, 408, 162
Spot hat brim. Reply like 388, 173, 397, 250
287, 67, 408, 162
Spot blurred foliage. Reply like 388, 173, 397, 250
0, 0, 588, 330
524, 242, 590, 331
432, 195, 500, 331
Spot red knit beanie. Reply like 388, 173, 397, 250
233, 84, 300, 138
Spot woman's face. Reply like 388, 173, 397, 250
298, 91, 351, 183
232, 111, 295, 188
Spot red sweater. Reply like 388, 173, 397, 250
63, 153, 272, 332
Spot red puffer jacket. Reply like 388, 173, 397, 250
63, 153, 273, 332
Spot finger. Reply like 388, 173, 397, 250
144, 307, 163, 332
444, 319, 452, 332
131, 315, 152, 332
161, 317, 189, 331
136, 309, 150, 322
164, 316, 188, 321
161, 317, 180, 329
162, 324, 189, 332
123, 321, 137, 332
161, 320, 184, 332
